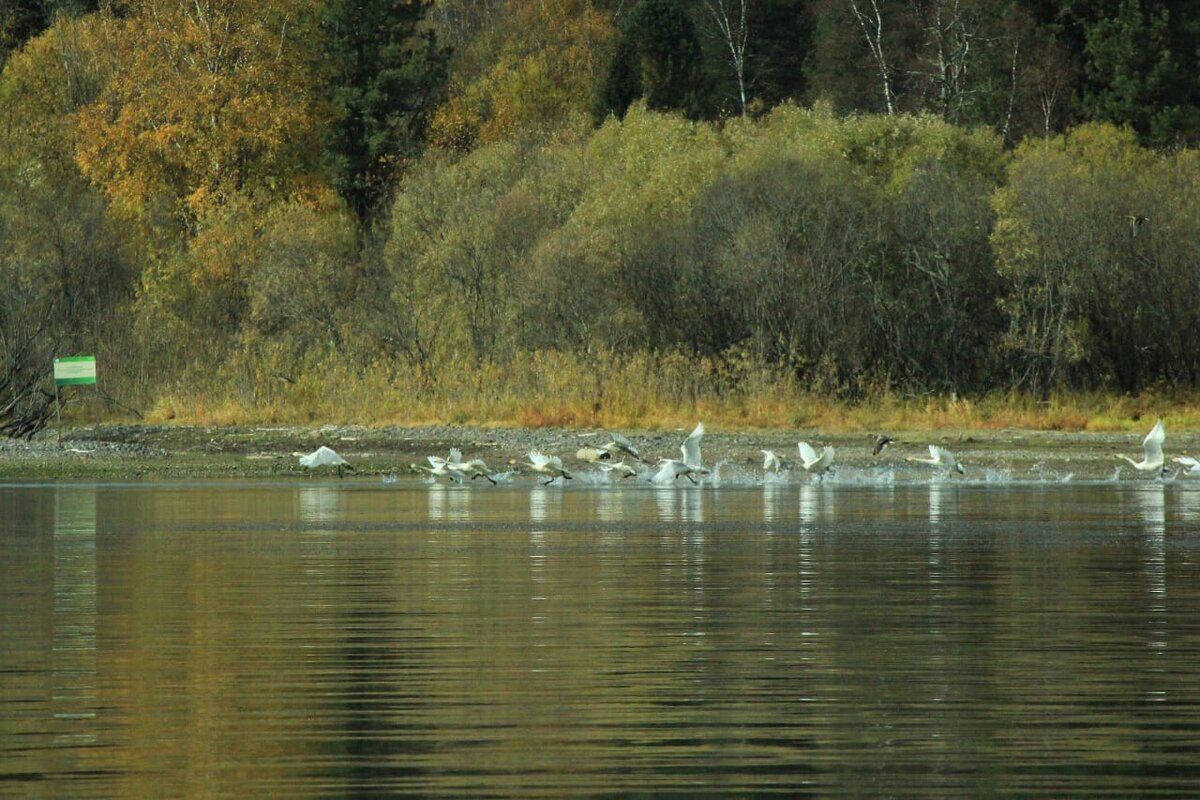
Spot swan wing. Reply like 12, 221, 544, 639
427, 455, 447, 468
606, 433, 641, 460
448, 447, 463, 465
1143, 419, 1165, 464
303, 446, 346, 467
527, 451, 550, 468
798, 441, 819, 468
653, 459, 680, 485
821, 445, 835, 468
932, 446, 957, 467
762, 450, 779, 471
1173, 455, 1200, 470
681, 423, 704, 468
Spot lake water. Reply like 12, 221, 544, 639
3, 476, 1200, 797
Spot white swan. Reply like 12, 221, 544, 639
520, 451, 573, 484
797, 441, 835, 477
446, 449, 498, 485
652, 422, 709, 485
411, 449, 461, 481
599, 460, 639, 479
298, 446, 352, 477
761, 449, 787, 473
1172, 455, 1200, 476
600, 433, 645, 463
1119, 419, 1165, 475
575, 446, 611, 464
906, 444, 965, 475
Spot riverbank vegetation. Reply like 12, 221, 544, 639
4, 0, 1200, 436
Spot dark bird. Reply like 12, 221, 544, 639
872, 434, 894, 456
1129, 214, 1149, 237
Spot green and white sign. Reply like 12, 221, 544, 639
54, 356, 97, 387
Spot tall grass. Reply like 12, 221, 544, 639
118, 349, 1200, 434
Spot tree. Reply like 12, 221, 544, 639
593, 0, 705, 120
428, 0, 611, 151
321, 0, 450, 223
743, 0, 811, 108
1077, 1, 1190, 145
701, 0, 749, 116
848, 0, 896, 114
0, 14, 132, 437
75, 0, 328, 232
1, 0, 99, 68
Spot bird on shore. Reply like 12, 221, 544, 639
797, 441, 835, 478
575, 445, 612, 464
652, 422, 709, 485
907, 444, 965, 475
298, 446, 353, 478
518, 451, 573, 485
872, 434, 894, 456
1119, 419, 1166, 476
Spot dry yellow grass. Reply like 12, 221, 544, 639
131, 351, 1200, 434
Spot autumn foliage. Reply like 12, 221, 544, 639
4, 0, 1200, 432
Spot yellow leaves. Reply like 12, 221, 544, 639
428, 94, 483, 151
73, 0, 327, 228
0, 14, 113, 178
431, 0, 612, 149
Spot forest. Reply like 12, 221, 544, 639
3, 0, 1200, 435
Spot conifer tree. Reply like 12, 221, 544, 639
593, 0, 705, 120
322, 0, 450, 223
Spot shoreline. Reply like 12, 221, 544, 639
1, 422, 1192, 481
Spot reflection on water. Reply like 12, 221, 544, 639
53, 488, 98, 746
1135, 485, 1169, 681
298, 485, 342, 524
3, 480, 1200, 797
427, 482, 472, 521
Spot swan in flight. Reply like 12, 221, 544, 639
761, 449, 789, 473
1172, 455, 1200, 476
599, 460, 639, 480
797, 441, 835, 477
298, 446, 353, 477
906, 444, 965, 475
1119, 419, 1166, 475
412, 448, 498, 484
652, 422, 709, 485
446, 449, 498, 484
600, 433, 645, 463
410, 457, 452, 481
520, 451, 574, 485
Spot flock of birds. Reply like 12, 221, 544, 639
294, 417, 1192, 485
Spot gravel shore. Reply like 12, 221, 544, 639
2, 422, 1195, 481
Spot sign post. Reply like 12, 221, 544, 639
53, 356, 97, 442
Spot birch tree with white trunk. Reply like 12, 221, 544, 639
703, 0, 749, 117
